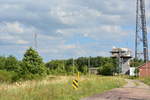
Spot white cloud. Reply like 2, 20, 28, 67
0, 21, 37, 45
16, 40, 29, 44
0, 0, 149, 61
0, 22, 24, 33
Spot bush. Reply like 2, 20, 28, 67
5, 56, 21, 72
66, 65, 78, 75
98, 64, 115, 76
81, 65, 88, 75
0, 56, 6, 70
0, 70, 18, 82
19, 73, 44, 80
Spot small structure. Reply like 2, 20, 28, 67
110, 47, 132, 74
138, 61, 150, 77
88, 68, 99, 75
130, 67, 136, 76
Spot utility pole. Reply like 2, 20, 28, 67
135, 0, 149, 62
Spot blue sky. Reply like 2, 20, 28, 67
0, 0, 150, 61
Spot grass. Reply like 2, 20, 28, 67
139, 78, 150, 85
0, 75, 125, 100
134, 81, 139, 86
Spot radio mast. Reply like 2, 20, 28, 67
135, 0, 149, 62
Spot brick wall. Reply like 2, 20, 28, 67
139, 62, 150, 77
139, 68, 150, 77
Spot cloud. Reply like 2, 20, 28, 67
0, 21, 36, 45
0, 22, 24, 33
16, 40, 29, 44
0, 0, 149, 61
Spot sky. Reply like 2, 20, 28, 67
0, 0, 150, 62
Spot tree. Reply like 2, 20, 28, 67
130, 59, 144, 67
66, 65, 78, 74
20, 47, 46, 77
5, 56, 20, 72
81, 65, 88, 74
98, 63, 115, 76
76, 57, 88, 72
46, 60, 66, 74
0, 56, 6, 70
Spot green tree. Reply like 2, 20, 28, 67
0, 56, 6, 70
98, 63, 115, 76
46, 60, 66, 74
20, 47, 47, 78
130, 59, 144, 67
81, 65, 88, 74
5, 56, 20, 72
66, 65, 78, 74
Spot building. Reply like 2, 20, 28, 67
138, 61, 150, 77
130, 67, 136, 76
110, 47, 132, 74
88, 67, 99, 75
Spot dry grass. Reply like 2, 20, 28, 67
0, 75, 125, 100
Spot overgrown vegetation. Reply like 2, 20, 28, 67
0, 47, 119, 82
140, 78, 150, 85
0, 47, 47, 82
46, 57, 118, 75
130, 58, 144, 67
0, 75, 125, 100
130, 58, 145, 76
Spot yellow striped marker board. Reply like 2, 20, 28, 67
72, 79, 78, 89
72, 72, 80, 90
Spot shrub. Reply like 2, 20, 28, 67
81, 65, 89, 74
0, 70, 18, 82
98, 63, 115, 76
0, 56, 6, 70
5, 55, 21, 72
19, 73, 44, 80
65, 65, 78, 75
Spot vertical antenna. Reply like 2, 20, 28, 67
135, 0, 139, 59
135, 0, 149, 62
140, 0, 149, 62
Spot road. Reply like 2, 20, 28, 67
81, 79, 150, 100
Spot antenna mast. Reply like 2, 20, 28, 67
135, 0, 149, 62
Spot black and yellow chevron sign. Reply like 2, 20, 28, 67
72, 72, 80, 90
72, 79, 78, 89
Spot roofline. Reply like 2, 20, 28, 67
138, 61, 150, 68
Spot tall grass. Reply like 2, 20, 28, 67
140, 78, 150, 85
0, 75, 125, 100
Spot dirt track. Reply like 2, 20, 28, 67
81, 79, 150, 100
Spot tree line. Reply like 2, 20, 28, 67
46, 56, 118, 75
0, 47, 143, 82
0, 48, 48, 82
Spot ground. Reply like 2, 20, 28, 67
81, 79, 150, 100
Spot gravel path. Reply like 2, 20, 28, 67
81, 79, 150, 100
